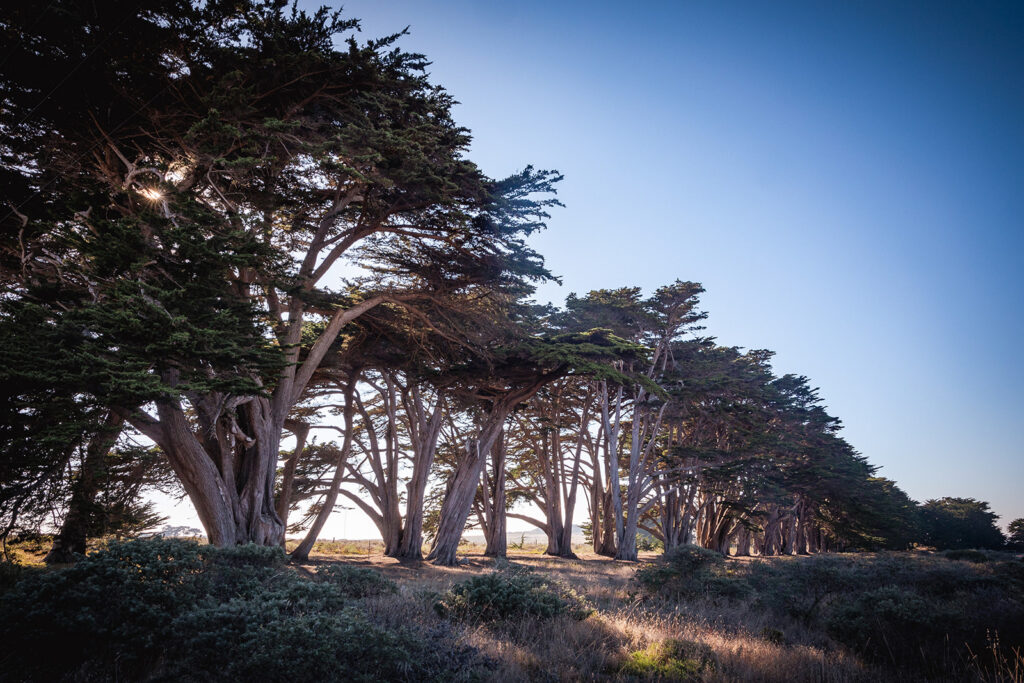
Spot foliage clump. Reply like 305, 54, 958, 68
634, 544, 749, 600
635, 551, 1024, 676
619, 638, 715, 680
825, 585, 959, 666
435, 566, 591, 622
317, 563, 397, 597
0, 539, 472, 682
940, 548, 989, 563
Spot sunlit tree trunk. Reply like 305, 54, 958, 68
394, 387, 444, 560
483, 430, 507, 557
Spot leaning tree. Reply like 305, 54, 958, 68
0, 1, 558, 546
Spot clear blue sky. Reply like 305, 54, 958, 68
293, 0, 1023, 528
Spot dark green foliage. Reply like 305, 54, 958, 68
0, 559, 27, 596
826, 585, 960, 667
1009, 518, 1024, 550
166, 605, 427, 682
435, 567, 591, 622
0, 539, 471, 682
635, 552, 1024, 675
920, 497, 1005, 550
619, 638, 715, 680
634, 545, 749, 600
941, 548, 990, 563
317, 563, 398, 597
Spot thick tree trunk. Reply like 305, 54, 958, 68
44, 413, 125, 564
617, 482, 641, 561
598, 488, 618, 556
125, 300, 388, 548
393, 395, 443, 560
484, 430, 507, 557
734, 524, 751, 556
428, 415, 507, 566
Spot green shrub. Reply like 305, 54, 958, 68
747, 555, 862, 622
435, 567, 591, 622
0, 538, 476, 682
760, 627, 785, 645
826, 585, 958, 666
662, 544, 725, 573
201, 542, 287, 568
634, 545, 747, 600
0, 538, 207, 680
317, 564, 397, 597
166, 602, 431, 682
0, 559, 28, 596
619, 638, 714, 680
636, 533, 664, 552
941, 548, 989, 563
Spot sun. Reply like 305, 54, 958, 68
138, 187, 163, 202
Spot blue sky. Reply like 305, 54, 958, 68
283, 0, 1024, 530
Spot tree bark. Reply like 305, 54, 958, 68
427, 414, 508, 566
483, 430, 507, 557
393, 389, 444, 560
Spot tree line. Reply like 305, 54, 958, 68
0, 1, 1012, 565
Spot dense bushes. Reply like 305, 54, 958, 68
0, 539, 470, 682
317, 563, 398, 597
634, 544, 748, 600
435, 566, 591, 622
633, 550, 1024, 676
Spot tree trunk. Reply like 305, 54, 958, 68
393, 392, 444, 560
484, 430, 507, 557
290, 382, 357, 563
598, 487, 618, 556
275, 422, 309, 540
428, 415, 507, 566
44, 413, 125, 564
734, 524, 751, 556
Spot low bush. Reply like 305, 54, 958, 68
166, 602, 431, 681
826, 585, 959, 665
941, 548, 989, 563
0, 559, 27, 595
435, 567, 591, 622
619, 638, 714, 680
634, 544, 747, 600
634, 550, 1024, 677
317, 563, 397, 597
0, 538, 475, 682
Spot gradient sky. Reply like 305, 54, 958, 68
168, 1, 1024, 538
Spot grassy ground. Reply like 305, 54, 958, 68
5, 537, 1021, 681
288, 543, 1023, 682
